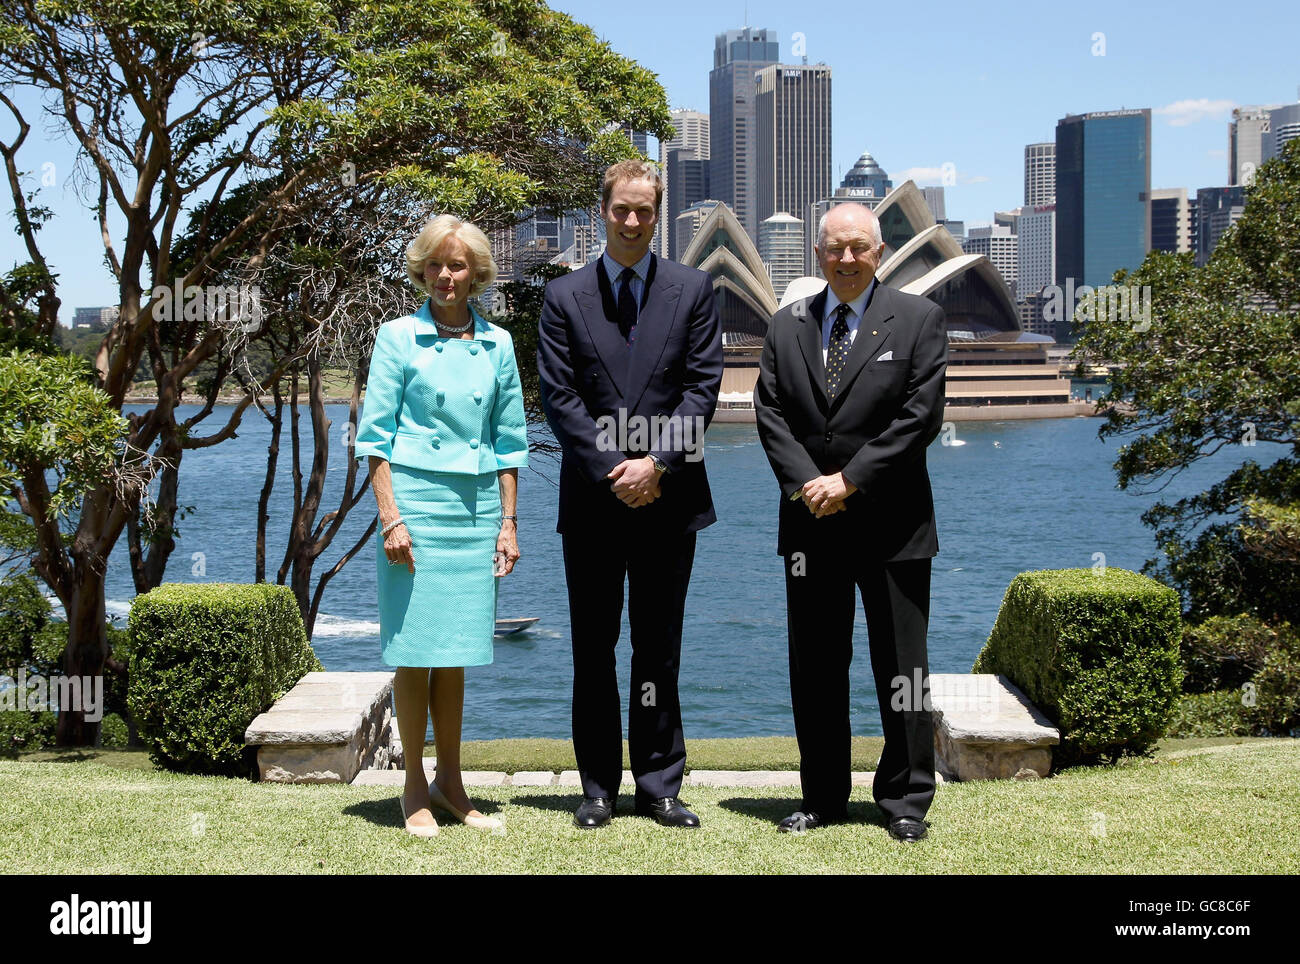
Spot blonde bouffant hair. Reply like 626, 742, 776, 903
406, 214, 497, 297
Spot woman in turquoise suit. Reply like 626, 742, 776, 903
355, 214, 528, 837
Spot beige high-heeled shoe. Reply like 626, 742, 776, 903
399, 794, 439, 838
429, 781, 502, 831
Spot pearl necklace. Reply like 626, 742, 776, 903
434, 316, 472, 333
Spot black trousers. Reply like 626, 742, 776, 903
562, 523, 697, 801
784, 548, 935, 822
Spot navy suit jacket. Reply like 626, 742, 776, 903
538, 254, 724, 535
754, 283, 948, 561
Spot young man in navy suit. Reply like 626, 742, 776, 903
755, 203, 948, 842
538, 161, 723, 829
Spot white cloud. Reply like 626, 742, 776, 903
1156, 98, 1236, 127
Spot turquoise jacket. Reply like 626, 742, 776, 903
354, 299, 528, 475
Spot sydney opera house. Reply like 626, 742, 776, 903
677, 170, 1084, 421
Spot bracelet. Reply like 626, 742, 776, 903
381, 517, 405, 536
500, 515, 518, 525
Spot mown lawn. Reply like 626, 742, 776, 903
1, 737, 1295, 874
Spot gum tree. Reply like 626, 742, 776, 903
0, 0, 668, 743
1073, 139, 1300, 624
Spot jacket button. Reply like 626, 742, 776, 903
436, 390, 444, 404
469, 438, 479, 449
434, 343, 444, 352
472, 390, 482, 403
824, 432, 832, 443
468, 344, 479, 355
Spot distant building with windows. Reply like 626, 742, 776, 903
1194, 186, 1246, 266
1229, 105, 1281, 185
1263, 103, 1300, 163
755, 62, 832, 272
1024, 142, 1056, 206
921, 186, 946, 221
1054, 108, 1152, 340
1150, 188, 1192, 254
72, 306, 117, 330
709, 27, 779, 243
758, 213, 805, 300
964, 224, 1018, 293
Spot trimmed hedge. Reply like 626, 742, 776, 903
1166, 690, 1253, 738
127, 583, 323, 776
972, 568, 1182, 763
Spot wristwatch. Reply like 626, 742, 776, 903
647, 454, 669, 474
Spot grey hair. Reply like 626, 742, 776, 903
816, 203, 882, 249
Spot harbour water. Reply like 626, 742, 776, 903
93, 394, 1282, 740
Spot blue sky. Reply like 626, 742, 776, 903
4, 0, 1296, 324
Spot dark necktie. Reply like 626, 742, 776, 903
826, 303, 852, 400
617, 267, 638, 346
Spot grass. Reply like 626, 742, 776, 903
2, 737, 1296, 874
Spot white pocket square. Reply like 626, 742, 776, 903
875, 350, 894, 361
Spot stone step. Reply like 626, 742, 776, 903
929, 673, 1060, 780
245, 672, 394, 783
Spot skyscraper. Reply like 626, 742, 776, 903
964, 224, 1018, 294
709, 28, 779, 243
1055, 109, 1152, 339
755, 63, 831, 274
1229, 105, 1281, 185
1017, 204, 1056, 296
758, 213, 805, 300
659, 109, 711, 260
1150, 188, 1191, 254
921, 186, 946, 222
1194, 186, 1246, 266
1024, 142, 1056, 206
1263, 103, 1300, 164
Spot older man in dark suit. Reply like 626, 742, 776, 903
538, 161, 723, 830
754, 202, 948, 842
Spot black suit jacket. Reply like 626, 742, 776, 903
538, 254, 724, 535
754, 282, 948, 561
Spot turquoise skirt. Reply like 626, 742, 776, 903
376, 466, 500, 667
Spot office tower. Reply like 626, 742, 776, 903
964, 224, 1018, 293
1017, 204, 1056, 296
1229, 105, 1281, 184
758, 213, 805, 300
939, 220, 965, 241
657, 110, 711, 257
1055, 109, 1152, 338
839, 150, 892, 201
921, 186, 946, 221
709, 28, 779, 242
1194, 186, 1246, 266
1024, 142, 1056, 206
755, 63, 832, 274
666, 150, 711, 259
1149, 188, 1191, 254
620, 125, 649, 155
675, 199, 722, 261
1263, 103, 1300, 163
995, 208, 1022, 235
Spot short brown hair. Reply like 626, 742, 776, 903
601, 160, 663, 214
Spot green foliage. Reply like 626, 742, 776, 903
488, 262, 572, 417
127, 583, 323, 776
0, 710, 57, 758
1072, 139, 1300, 625
1166, 690, 1254, 739
972, 568, 1183, 763
1180, 613, 1278, 693
0, 351, 129, 518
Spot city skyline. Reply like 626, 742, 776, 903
5, 0, 1296, 323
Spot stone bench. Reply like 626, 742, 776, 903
929, 673, 1060, 780
245, 672, 395, 783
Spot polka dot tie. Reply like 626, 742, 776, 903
826, 303, 852, 401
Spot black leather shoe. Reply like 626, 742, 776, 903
574, 796, 614, 829
776, 809, 843, 833
887, 816, 929, 842
634, 796, 700, 828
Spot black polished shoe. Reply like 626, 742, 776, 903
573, 796, 614, 829
887, 816, 929, 842
776, 809, 844, 833
634, 796, 700, 828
